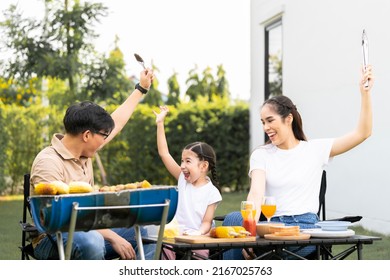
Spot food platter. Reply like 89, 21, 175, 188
29, 186, 178, 234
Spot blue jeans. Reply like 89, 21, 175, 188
222, 211, 319, 260
34, 227, 156, 260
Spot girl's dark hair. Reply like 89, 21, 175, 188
184, 142, 221, 193
263, 95, 307, 141
63, 101, 115, 135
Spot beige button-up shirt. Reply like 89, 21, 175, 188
30, 133, 94, 195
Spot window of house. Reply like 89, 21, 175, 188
265, 19, 283, 100
264, 19, 283, 143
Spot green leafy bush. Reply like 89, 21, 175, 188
0, 103, 63, 194
0, 106, 6, 189
0, 99, 249, 194
100, 97, 249, 191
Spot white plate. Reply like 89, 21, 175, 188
301, 228, 355, 238
315, 221, 352, 231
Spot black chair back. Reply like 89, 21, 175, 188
317, 170, 327, 220
20, 173, 37, 260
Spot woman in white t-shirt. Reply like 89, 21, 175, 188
154, 106, 222, 259
223, 65, 374, 259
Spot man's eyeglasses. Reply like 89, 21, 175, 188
93, 131, 110, 139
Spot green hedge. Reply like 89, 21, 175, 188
0, 106, 6, 189
1, 103, 64, 194
0, 98, 249, 194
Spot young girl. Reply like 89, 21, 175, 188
154, 106, 222, 259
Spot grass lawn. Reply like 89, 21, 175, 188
1, 192, 389, 260
0, 199, 30, 260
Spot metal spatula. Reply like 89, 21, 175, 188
134, 53, 146, 69
362, 30, 369, 88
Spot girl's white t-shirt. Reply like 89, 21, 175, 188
175, 173, 222, 232
249, 139, 334, 217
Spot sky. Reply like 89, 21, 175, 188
0, 0, 251, 100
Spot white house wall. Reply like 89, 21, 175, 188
250, 0, 390, 234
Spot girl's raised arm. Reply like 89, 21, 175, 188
154, 106, 181, 180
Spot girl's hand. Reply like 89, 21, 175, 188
153, 106, 169, 123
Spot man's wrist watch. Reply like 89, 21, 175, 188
135, 83, 148, 94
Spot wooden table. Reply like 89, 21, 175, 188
158, 235, 382, 260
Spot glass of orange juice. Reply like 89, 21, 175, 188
261, 196, 276, 223
240, 201, 257, 236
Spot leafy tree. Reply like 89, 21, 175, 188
166, 71, 180, 105
201, 66, 217, 101
185, 65, 203, 101
215, 64, 230, 99
0, 0, 108, 102
0, 106, 6, 190
0, 4, 42, 81
82, 37, 133, 105
44, 77, 71, 108
1, 103, 63, 194
0, 77, 39, 106
142, 63, 163, 106
185, 65, 229, 101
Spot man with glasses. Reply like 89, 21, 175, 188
30, 68, 155, 260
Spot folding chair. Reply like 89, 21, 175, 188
19, 173, 57, 260
19, 173, 38, 260
314, 170, 362, 260
318, 170, 362, 223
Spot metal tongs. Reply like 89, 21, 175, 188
362, 29, 369, 88
134, 53, 146, 69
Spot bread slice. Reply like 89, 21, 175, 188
270, 225, 300, 236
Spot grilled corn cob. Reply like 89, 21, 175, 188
209, 226, 252, 238
140, 180, 152, 188
69, 181, 94, 193
34, 183, 57, 195
209, 226, 239, 238
232, 226, 251, 237
53, 181, 70, 194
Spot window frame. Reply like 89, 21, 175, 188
264, 18, 283, 101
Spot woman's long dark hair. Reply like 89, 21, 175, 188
262, 95, 307, 141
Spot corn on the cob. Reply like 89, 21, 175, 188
52, 181, 70, 194
210, 226, 238, 238
232, 226, 251, 237
209, 226, 252, 238
164, 227, 180, 238
141, 180, 152, 188
34, 183, 57, 195
69, 181, 94, 193
99, 179, 153, 192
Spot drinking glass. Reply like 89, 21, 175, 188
261, 196, 276, 223
240, 201, 257, 236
